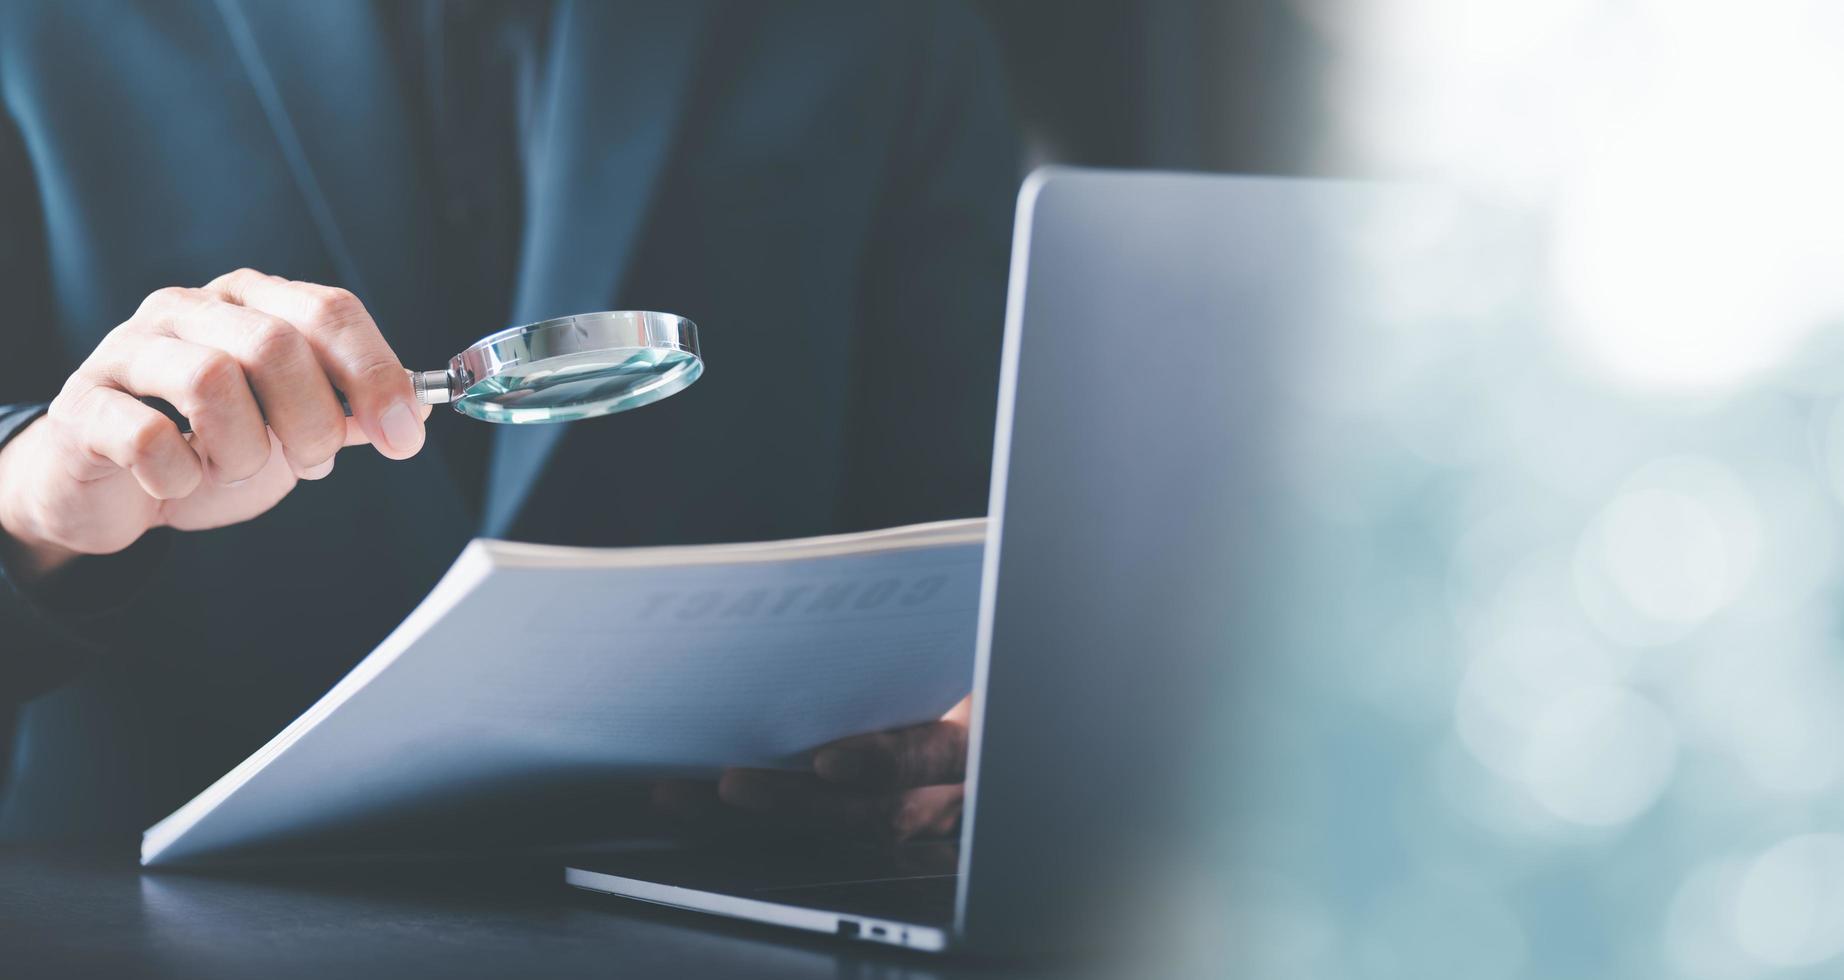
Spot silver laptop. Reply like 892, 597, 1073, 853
566, 168, 1383, 955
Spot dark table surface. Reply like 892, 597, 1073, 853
0, 839, 1100, 979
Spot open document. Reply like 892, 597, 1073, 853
142, 519, 986, 867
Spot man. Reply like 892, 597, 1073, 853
0, 1, 1015, 844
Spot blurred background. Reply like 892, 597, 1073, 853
985, 3, 1844, 978
975, 0, 1322, 174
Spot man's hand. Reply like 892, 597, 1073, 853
0, 270, 427, 579
654, 696, 973, 844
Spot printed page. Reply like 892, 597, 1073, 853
143, 520, 985, 866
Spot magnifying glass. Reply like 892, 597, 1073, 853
157, 310, 702, 432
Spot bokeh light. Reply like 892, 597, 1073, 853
1520, 685, 1677, 826
1219, 1, 1844, 975
1735, 834, 1844, 967
1575, 457, 1762, 645
1662, 858, 1757, 980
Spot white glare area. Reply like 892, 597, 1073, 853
1734, 834, 1844, 967
1214, 2, 1844, 976
1312, 0, 1844, 393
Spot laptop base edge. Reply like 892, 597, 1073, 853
564, 867, 952, 952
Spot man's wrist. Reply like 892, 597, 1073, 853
0, 422, 79, 582
0, 518, 80, 582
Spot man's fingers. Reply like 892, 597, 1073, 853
716, 769, 964, 843
71, 331, 271, 485
888, 784, 965, 842
53, 386, 203, 499
811, 718, 969, 790
650, 780, 730, 822
340, 403, 431, 448
719, 769, 887, 834
206, 269, 424, 459
343, 417, 370, 448
139, 288, 348, 478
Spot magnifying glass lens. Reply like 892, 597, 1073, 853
437, 311, 702, 424
453, 346, 703, 424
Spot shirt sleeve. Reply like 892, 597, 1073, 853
0, 96, 173, 704
0, 407, 176, 704
839, 0, 1021, 530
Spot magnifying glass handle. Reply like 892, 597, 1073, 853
143, 369, 452, 436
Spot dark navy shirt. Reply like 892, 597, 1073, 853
383, 1, 554, 516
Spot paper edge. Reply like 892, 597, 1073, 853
477, 517, 986, 568
140, 542, 496, 866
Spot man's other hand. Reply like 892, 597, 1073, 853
654, 695, 973, 844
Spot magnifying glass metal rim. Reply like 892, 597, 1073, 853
417, 310, 703, 423
450, 310, 700, 388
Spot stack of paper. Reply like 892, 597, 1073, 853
141, 519, 986, 866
